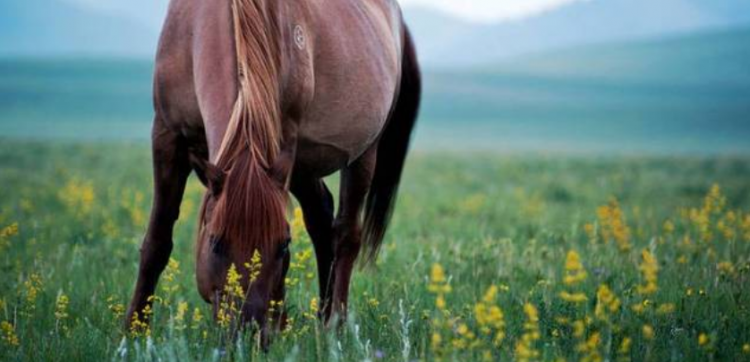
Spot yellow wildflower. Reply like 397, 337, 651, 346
576, 332, 602, 362
584, 223, 596, 242
191, 307, 204, 330
717, 261, 735, 276
572, 320, 586, 338
174, 301, 188, 330
431, 332, 442, 353
717, 212, 737, 240
55, 293, 69, 320
559, 291, 588, 303
130, 309, 151, 338
161, 258, 181, 303
101, 218, 119, 240
698, 333, 709, 347
451, 322, 479, 351
428, 263, 452, 294
474, 285, 505, 347
310, 297, 319, 314
515, 303, 541, 362
642, 325, 654, 340
618, 337, 632, 362
631, 299, 652, 314
287, 246, 314, 288
663, 220, 675, 235
22, 272, 43, 315
58, 178, 95, 219
290, 207, 306, 239
217, 264, 245, 329
460, 193, 485, 214
427, 263, 457, 359
120, 189, 146, 228
742, 343, 750, 354
436, 295, 446, 310
594, 284, 621, 320
703, 184, 725, 215
656, 303, 675, 315
637, 250, 658, 295
243, 250, 263, 284
0, 222, 19, 238
742, 215, 750, 242
107, 296, 125, 320
55, 292, 70, 335
0, 222, 18, 251
1, 321, 19, 347
596, 198, 632, 251
689, 184, 727, 242
563, 251, 588, 286
559, 250, 589, 307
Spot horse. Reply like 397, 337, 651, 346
125, 0, 421, 340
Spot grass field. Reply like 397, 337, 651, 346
1, 141, 749, 361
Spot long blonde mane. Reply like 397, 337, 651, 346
200, 0, 287, 260
218, 0, 281, 164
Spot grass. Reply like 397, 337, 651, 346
1, 140, 750, 361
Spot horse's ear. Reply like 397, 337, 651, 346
189, 154, 225, 196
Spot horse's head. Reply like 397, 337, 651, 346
192, 155, 291, 336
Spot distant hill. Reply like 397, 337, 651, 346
2, 0, 750, 68
494, 26, 750, 85
404, 0, 750, 68
1, 26, 749, 153
0, 0, 158, 58
415, 26, 750, 153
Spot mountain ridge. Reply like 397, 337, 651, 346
404, 0, 750, 67
2, 0, 750, 68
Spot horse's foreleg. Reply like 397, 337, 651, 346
290, 177, 335, 320
125, 117, 191, 329
330, 147, 377, 323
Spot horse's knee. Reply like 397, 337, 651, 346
138, 237, 174, 275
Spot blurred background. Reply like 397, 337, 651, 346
1, 0, 750, 154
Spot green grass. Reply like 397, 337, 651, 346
1, 140, 749, 361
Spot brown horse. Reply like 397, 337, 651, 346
125, 0, 421, 338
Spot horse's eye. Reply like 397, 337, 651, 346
210, 235, 226, 254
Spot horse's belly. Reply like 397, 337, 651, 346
298, 0, 401, 167
300, 87, 395, 164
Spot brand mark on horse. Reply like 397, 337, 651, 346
294, 25, 306, 50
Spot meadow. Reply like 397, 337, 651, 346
1, 140, 749, 361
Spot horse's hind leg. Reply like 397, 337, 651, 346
125, 117, 191, 328
290, 177, 336, 321
330, 147, 377, 323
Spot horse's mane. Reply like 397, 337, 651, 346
199, 0, 286, 260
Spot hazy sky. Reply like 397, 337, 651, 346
66, 0, 587, 25
399, 0, 587, 22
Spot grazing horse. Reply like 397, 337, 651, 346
125, 0, 421, 338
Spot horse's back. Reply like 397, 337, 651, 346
295, 0, 404, 172
153, 0, 407, 171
